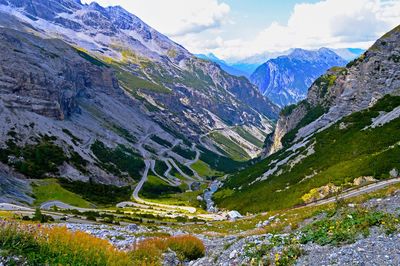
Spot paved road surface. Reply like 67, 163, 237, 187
40, 201, 92, 211
306, 177, 400, 208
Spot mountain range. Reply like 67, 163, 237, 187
197, 48, 363, 78
198, 48, 363, 108
0, 0, 281, 203
250, 48, 348, 107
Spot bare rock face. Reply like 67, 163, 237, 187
0, 163, 33, 205
353, 176, 377, 186
266, 25, 400, 154
0, 27, 120, 120
265, 103, 308, 155
0, 25, 144, 188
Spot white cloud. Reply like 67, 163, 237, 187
81, 0, 400, 60
81, 0, 230, 37
208, 0, 400, 60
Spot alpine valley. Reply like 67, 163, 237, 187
0, 0, 399, 265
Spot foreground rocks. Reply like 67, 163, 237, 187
297, 232, 400, 266
192, 190, 400, 266
0, 252, 28, 266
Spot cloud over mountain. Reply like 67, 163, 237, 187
82, 0, 230, 37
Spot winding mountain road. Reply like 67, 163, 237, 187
127, 134, 198, 213
40, 201, 92, 211
184, 144, 202, 180
129, 158, 196, 213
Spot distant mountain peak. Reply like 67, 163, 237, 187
250, 48, 347, 107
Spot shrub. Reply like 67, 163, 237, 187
198, 146, 247, 173
172, 145, 197, 160
91, 140, 144, 180
280, 104, 297, 116
0, 137, 87, 178
32, 208, 54, 223
300, 209, 399, 246
140, 175, 182, 198
76, 49, 108, 67
216, 95, 400, 213
275, 244, 304, 265
281, 104, 328, 147
151, 136, 172, 148
131, 235, 205, 264
166, 235, 205, 261
14, 142, 66, 178
59, 178, 132, 205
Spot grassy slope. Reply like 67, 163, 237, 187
142, 184, 208, 209
32, 179, 92, 208
233, 126, 264, 148
191, 160, 220, 178
215, 95, 400, 213
140, 175, 182, 198
210, 132, 251, 161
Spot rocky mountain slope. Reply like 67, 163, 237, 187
266, 28, 400, 154
250, 48, 347, 107
195, 53, 248, 78
0, 0, 278, 154
0, 0, 279, 203
214, 25, 400, 213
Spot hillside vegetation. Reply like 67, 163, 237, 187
215, 95, 400, 213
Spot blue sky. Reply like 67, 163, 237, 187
227, 0, 306, 28
223, 0, 320, 38
83, 0, 400, 60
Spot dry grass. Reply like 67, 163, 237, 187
0, 220, 132, 265
0, 220, 206, 266
131, 235, 205, 265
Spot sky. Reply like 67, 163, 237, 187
82, 0, 400, 61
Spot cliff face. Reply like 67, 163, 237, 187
265, 26, 400, 154
0, 27, 120, 120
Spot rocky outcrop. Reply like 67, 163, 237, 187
264, 102, 309, 154
266, 25, 400, 154
0, 163, 33, 205
301, 183, 340, 203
